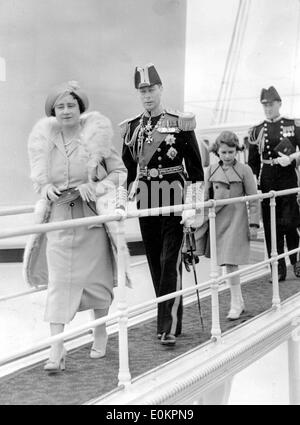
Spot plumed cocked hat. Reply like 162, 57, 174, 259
134, 63, 162, 89
260, 86, 281, 103
45, 80, 89, 116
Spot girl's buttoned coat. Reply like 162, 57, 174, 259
195, 160, 260, 266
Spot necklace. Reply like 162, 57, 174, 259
61, 132, 80, 146
137, 111, 165, 149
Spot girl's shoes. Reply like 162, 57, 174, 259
90, 346, 106, 359
90, 330, 108, 359
227, 303, 245, 320
44, 346, 67, 373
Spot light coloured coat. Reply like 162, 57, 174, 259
24, 111, 131, 289
195, 160, 260, 266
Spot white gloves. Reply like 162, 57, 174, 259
181, 209, 196, 227
275, 152, 291, 167
180, 182, 204, 228
76, 182, 96, 202
46, 184, 61, 201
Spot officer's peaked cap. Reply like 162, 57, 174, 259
260, 86, 281, 103
134, 63, 162, 89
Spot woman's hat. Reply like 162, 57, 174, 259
45, 81, 89, 116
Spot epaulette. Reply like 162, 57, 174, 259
165, 109, 196, 131
118, 114, 141, 138
251, 120, 264, 129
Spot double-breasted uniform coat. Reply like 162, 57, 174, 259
248, 116, 300, 272
121, 110, 204, 337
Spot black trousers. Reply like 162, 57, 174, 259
139, 215, 183, 336
261, 199, 299, 268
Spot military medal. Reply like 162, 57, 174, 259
167, 146, 178, 160
165, 134, 176, 145
137, 111, 166, 147
282, 125, 295, 138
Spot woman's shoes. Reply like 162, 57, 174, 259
44, 346, 67, 374
227, 303, 245, 320
90, 347, 106, 359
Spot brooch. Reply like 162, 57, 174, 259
167, 146, 178, 160
165, 134, 176, 145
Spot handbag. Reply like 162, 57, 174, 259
55, 188, 81, 205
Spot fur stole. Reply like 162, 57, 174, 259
28, 111, 113, 188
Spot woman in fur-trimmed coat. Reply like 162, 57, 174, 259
26, 81, 128, 372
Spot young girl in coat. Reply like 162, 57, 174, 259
195, 131, 260, 319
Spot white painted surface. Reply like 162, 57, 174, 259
0, 57, 5, 82
229, 341, 289, 405
0, 252, 290, 404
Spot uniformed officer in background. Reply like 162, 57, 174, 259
120, 63, 204, 346
248, 86, 300, 281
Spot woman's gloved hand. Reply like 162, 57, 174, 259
76, 182, 96, 202
46, 185, 61, 201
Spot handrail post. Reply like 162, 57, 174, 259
116, 208, 131, 387
270, 191, 281, 309
209, 201, 221, 341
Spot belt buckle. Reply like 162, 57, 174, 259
149, 168, 159, 178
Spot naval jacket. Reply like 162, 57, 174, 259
121, 111, 203, 185
248, 116, 300, 181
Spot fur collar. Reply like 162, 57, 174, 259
28, 111, 113, 186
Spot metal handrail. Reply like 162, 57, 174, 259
0, 255, 282, 368
0, 188, 298, 241
0, 205, 34, 216
1, 187, 300, 387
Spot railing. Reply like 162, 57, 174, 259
0, 187, 300, 388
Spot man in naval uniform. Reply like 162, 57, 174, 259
248, 86, 300, 281
120, 64, 204, 346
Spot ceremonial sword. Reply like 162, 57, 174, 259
183, 227, 204, 331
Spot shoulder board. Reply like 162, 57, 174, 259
164, 108, 179, 118
279, 116, 300, 125
165, 109, 196, 131
118, 114, 141, 138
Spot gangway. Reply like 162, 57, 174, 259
0, 188, 300, 405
